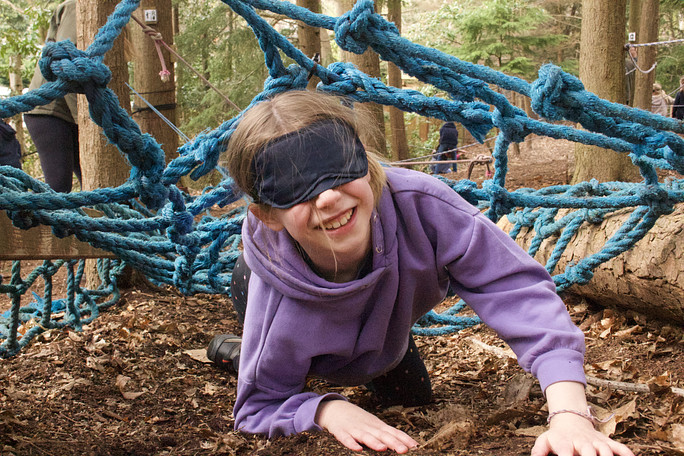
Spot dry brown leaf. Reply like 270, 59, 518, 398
596, 399, 638, 437
184, 348, 211, 363
668, 423, 684, 449
122, 391, 145, 400
514, 425, 546, 437
423, 419, 474, 450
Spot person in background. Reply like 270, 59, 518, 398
624, 46, 637, 106
0, 119, 22, 169
651, 83, 673, 117
672, 76, 684, 121
429, 121, 460, 174
24, 0, 79, 193
208, 90, 634, 456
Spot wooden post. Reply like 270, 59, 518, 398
633, 0, 659, 111
77, 0, 131, 288
387, 0, 409, 162
337, 0, 387, 157
296, 0, 321, 90
130, 0, 179, 166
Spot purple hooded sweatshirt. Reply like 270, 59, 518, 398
234, 167, 585, 437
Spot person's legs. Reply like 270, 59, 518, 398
207, 253, 250, 372
230, 253, 251, 326
24, 114, 78, 192
367, 335, 433, 407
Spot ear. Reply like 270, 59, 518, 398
249, 204, 284, 232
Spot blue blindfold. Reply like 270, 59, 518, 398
251, 120, 368, 209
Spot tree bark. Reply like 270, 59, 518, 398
572, 0, 640, 184
386, 0, 409, 162
296, 0, 321, 90
497, 206, 684, 324
77, 0, 131, 288
633, 0, 659, 111
130, 0, 178, 165
337, 0, 387, 156
8, 54, 26, 157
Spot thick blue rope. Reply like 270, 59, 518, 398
1, 0, 683, 353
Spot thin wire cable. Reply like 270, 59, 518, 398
126, 82, 190, 143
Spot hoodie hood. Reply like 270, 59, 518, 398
242, 189, 397, 303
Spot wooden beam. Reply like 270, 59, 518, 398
0, 212, 117, 260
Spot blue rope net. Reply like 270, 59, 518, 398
1, 0, 682, 356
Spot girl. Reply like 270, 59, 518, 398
212, 90, 634, 455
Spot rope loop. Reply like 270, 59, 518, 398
262, 64, 309, 96
531, 64, 585, 121
334, 0, 376, 54
39, 40, 112, 90
636, 184, 675, 215
492, 108, 531, 143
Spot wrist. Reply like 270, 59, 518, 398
547, 406, 611, 427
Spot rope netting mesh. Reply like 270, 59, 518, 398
1, 0, 683, 357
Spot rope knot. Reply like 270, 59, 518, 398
334, 0, 376, 54
263, 65, 309, 95
637, 184, 675, 215
492, 108, 530, 143
39, 40, 112, 90
531, 64, 584, 121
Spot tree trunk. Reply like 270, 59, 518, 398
572, 0, 640, 184
386, 0, 409, 162
130, 0, 178, 165
626, 0, 641, 107
296, 0, 321, 90
633, 0, 659, 111
497, 206, 684, 324
8, 54, 26, 157
337, 0, 387, 157
77, 0, 132, 288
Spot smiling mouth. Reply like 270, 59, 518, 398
317, 209, 354, 230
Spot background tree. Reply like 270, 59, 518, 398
174, 0, 265, 137
386, 0, 409, 161
296, 0, 321, 90
573, 0, 640, 184
130, 0, 179, 165
653, 0, 684, 93
0, 0, 55, 158
633, 0, 660, 110
412, 0, 568, 80
337, 0, 388, 156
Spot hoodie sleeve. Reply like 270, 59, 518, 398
233, 379, 345, 437
232, 275, 346, 437
401, 180, 586, 392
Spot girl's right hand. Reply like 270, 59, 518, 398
315, 399, 418, 453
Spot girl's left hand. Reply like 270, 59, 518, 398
530, 413, 634, 456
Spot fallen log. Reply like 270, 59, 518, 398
497, 205, 684, 324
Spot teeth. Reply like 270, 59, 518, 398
321, 209, 353, 230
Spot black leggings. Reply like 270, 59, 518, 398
24, 114, 81, 193
230, 254, 432, 407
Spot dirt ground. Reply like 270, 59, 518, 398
1, 137, 683, 456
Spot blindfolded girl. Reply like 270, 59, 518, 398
209, 90, 633, 456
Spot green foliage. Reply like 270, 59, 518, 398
173, 0, 269, 137
0, 1, 56, 87
407, 0, 574, 80
655, 0, 684, 94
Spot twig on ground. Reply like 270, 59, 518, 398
465, 337, 684, 397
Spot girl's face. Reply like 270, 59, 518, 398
253, 174, 375, 282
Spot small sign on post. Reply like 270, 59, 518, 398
628, 32, 636, 42
144, 9, 158, 24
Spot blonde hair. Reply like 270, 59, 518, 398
224, 90, 387, 207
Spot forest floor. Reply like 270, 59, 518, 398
1, 136, 683, 456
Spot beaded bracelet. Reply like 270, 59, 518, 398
547, 406, 613, 426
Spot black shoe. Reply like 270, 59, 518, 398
207, 334, 241, 374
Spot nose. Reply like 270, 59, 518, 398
314, 187, 341, 208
